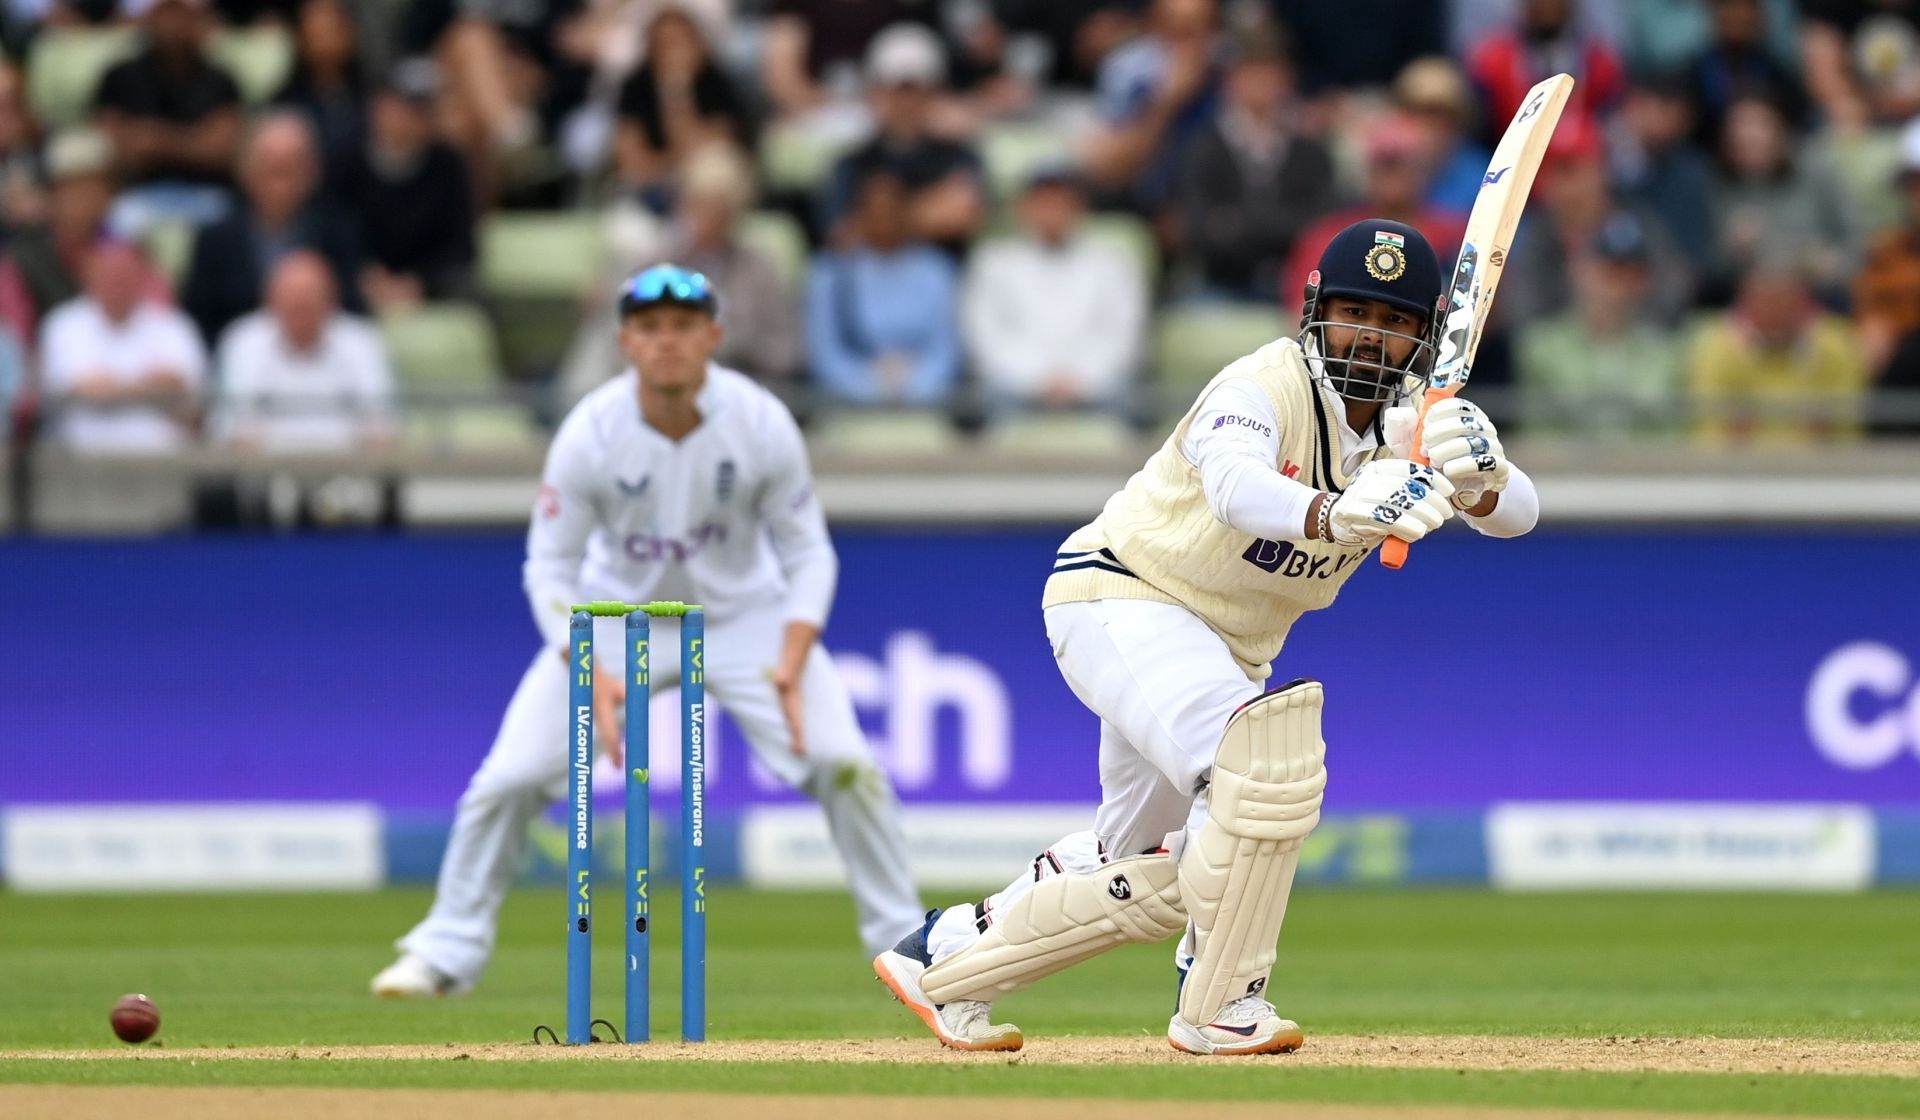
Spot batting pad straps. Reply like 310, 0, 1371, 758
918, 853, 1185, 1005
1177, 679, 1327, 1026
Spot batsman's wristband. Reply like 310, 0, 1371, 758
1313, 493, 1335, 543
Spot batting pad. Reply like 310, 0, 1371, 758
919, 852, 1185, 1004
1177, 679, 1327, 1026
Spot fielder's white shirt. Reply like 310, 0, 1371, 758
214, 311, 396, 452
524, 363, 836, 648
39, 297, 206, 454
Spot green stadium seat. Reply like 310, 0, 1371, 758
379, 302, 505, 393
760, 121, 856, 193
209, 27, 294, 105
1152, 304, 1289, 405
140, 219, 195, 286
810, 410, 963, 456
479, 211, 606, 300
1080, 212, 1159, 284
26, 28, 137, 129
738, 209, 808, 292
981, 121, 1060, 200
403, 403, 542, 453
983, 412, 1137, 456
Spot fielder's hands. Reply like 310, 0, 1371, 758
593, 658, 627, 767
1327, 460, 1456, 545
770, 621, 819, 757
1420, 398, 1509, 509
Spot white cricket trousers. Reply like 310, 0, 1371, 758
928, 598, 1263, 963
399, 607, 924, 983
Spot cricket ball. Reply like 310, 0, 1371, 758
110, 994, 160, 1044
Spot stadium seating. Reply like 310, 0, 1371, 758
478, 211, 606, 377
1079, 212, 1159, 285
379, 302, 537, 452
738, 209, 808, 292
982, 412, 1138, 456
209, 27, 294, 106
1151, 304, 1289, 408
25, 28, 136, 129
809, 409, 964, 456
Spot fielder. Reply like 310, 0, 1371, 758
375, 265, 923, 997
875, 218, 1540, 1054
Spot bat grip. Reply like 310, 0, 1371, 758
1379, 386, 1456, 571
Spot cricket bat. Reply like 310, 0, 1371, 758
1380, 73, 1575, 570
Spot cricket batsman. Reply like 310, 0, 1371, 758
374, 265, 923, 997
875, 219, 1539, 1053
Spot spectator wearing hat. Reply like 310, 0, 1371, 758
342, 60, 475, 313
181, 110, 363, 344
0, 130, 174, 346
1801, 0, 1920, 130
822, 24, 986, 255
272, 0, 369, 198
1613, 73, 1718, 271
1853, 118, 1920, 373
1281, 113, 1466, 319
38, 238, 206, 455
612, 6, 747, 210
214, 250, 395, 453
561, 142, 800, 404
1516, 213, 1685, 436
1394, 56, 1491, 215
1688, 257, 1869, 445
1499, 119, 1693, 330
92, 0, 243, 218
761, 0, 938, 122
806, 167, 961, 407
1173, 26, 1337, 302
964, 165, 1146, 413
1081, 0, 1222, 211
1706, 93, 1852, 305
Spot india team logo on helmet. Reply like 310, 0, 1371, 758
1364, 230, 1408, 282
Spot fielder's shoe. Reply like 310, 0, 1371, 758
1168, 993, 1305, 1055
370, 954, 463, 999
873, 910, 1023, 1052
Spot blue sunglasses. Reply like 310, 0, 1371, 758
619, 265, 718, 316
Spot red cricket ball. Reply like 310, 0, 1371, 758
110, 994, 160, 1044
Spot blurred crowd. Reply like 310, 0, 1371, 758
2, 0, 1919, 463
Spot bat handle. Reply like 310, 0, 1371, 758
1379, 386, 1456, 571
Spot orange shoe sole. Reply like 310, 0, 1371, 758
873, 957, 1024, 1053
1170, 1026, 1306, 1056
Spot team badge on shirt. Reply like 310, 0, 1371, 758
1365, 231, 1407, 282
716, 460, 736, 502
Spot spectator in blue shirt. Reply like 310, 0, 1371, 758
1081, 0, 1222, 212
807, 168, 961, 407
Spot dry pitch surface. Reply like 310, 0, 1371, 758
6, 1034, 1917, 1120
7, 1034, 1920, 1077
0, 1085, 1881, 1120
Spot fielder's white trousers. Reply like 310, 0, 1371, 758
928, 598, 1262, 964
399, 608, 924, 983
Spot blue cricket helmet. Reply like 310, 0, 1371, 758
1308, 218, 1443, 317
1298, 219, 1446, 404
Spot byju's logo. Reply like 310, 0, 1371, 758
1805, 642, 1920, 769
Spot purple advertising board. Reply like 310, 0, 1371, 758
3, 529, 1918, 812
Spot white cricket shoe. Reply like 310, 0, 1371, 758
874, 911, 1023, 1052
1168, 994, 1305, 1056
370, 954, 463, 999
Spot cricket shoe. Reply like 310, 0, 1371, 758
370, 954, 465, 999
873, 910, 1023, 1052
1168, 994, 1305, 1056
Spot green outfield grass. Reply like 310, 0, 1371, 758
1, 887, 1917, 1114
